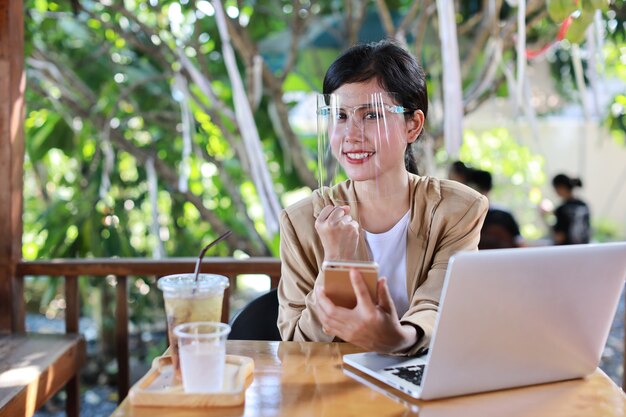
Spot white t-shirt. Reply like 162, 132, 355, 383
364, 211, 410, 318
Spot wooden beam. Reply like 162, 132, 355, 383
17, 257, 282, 277
0, 0, 26, 333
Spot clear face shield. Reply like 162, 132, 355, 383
316, 92, 411, 203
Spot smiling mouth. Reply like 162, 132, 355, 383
344, 151, 374, 162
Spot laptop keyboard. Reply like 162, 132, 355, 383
384, 364, 426, 386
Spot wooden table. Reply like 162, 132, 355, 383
0, 333, 85, 417
111, 340, 626, 417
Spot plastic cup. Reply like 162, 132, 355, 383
157, 274, 229, 382
174, 322, 231, 393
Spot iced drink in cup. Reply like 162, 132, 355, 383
157, 274, 229, 382
174, 321, 231, 393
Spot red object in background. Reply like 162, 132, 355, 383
526, 16, 574, 59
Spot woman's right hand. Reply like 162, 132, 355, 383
315, 205, 360, 261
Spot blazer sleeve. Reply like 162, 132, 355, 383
400, 193, 488, 356
277, 209, 334, 343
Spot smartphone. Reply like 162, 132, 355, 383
321, 260, 379, 309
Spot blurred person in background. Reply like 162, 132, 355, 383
467, 168, 524, 250
544, 173, 591, 245
447, 160, 470, 185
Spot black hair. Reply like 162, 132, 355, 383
467, 169, 493, 193
322, 39, 428, 175
552, 173, 583, 191
449, 160, 469, 179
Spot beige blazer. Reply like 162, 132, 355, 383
277, 174, 488, 355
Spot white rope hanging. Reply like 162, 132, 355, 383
436, 0, 463, 158
212, 0, 282, 236
571, 44, 591, 120
500, 59, 540, 150
521, 69, 540, 145
173, 72, 194, 193
594, 10, 606, 75
251, 54, 263, 111
267, 101, 292, 173
585, 12, 605, 120
503, 61, 518, 115
515, 0, 526, 113
99, 123, 115, 201
463, 0, 500, 106
464, 38, 502, 106
146, 157, 166, 259
177, 51, 236, 120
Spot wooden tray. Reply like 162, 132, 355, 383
128, 354, 254, 408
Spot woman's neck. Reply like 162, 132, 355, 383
354, 170, 411, 234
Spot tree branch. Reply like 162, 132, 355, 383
397, 1, 422, 38
345, 0, 368, 46
374, 0, 396, 37
279, 0, 310, 83
412, 2, 436, 56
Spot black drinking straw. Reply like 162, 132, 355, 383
193, 230, 232, 282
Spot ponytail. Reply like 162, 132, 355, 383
405, 143, 419, 175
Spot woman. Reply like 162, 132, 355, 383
551, 173, 591, 245
277, 40, 487, 356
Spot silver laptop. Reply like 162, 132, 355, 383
343, 242, 626, 400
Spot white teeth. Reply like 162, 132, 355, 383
346, 152, 371, 160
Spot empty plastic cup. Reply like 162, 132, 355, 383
174, 321, 231, 393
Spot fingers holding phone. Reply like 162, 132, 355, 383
318, 262, 397, 319
315, 205, 360, 261
374, 276, 398, 317
315, 262, 378, 337
315, 265, 413, 353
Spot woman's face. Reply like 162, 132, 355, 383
554, 185, 570, 199
326, 79, 421, 182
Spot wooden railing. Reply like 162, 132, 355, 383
15, 257, 282, 402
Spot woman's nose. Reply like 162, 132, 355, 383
343, 118, 363, 142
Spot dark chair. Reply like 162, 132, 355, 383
228, 288, 282, 341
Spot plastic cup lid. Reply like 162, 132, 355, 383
157, 273, 229, 293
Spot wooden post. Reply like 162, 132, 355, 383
115, 275, 130, 402
0, 0, 26, 334
65, 275, 81, 417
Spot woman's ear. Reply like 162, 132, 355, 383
406, 110, 425, 144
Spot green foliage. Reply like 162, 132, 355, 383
565, 10, 596, 44
603, 23, 626, 146
436, 128, 548, 240
592, 217, 625, 242
607, 93, 626, 146
547, 0, 579, 22
545, 2, 626, 108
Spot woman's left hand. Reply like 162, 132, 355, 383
315, 269, 418, 354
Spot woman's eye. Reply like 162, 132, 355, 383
364, 111, 383, 120
336, 112, 348, 121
